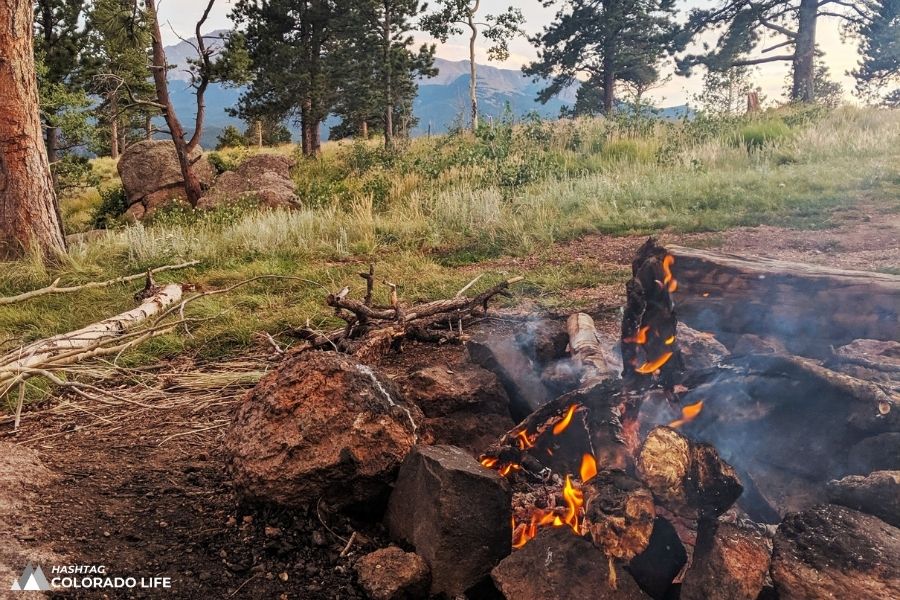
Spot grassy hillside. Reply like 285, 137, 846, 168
2, 106, 899, 398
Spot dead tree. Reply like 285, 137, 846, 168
0, 0, 67, 259
144, 0, 218, 206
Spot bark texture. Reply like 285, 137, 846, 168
0, 0, 66, 259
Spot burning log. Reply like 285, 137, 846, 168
669, 245, 900, 358
636, 426, 742, 520
621, 239, 685, 390
680, 521, 772, 600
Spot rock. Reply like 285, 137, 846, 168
397, 364, 515, 455
225, 352, 422, 509
771, 504, 900, 600
827, 471, 900, 528
626, 517, 687, 600
117, 140, 214, 205
124, 202, 145, 222
676, 324, 728, 370
467, 337, 550, 420
142, 187, 191, 217
680, 521, 771, 600
732, 334, 787, 355
847, 433, 900, 475
199, 153, 299, 210
385, 445, 511, 597
515, 319, 569, 366
491, 527, 648, 600
354, 547, 430, 600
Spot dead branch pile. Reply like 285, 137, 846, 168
292, 266, 524, 360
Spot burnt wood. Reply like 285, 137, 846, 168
669, 246, 900, 358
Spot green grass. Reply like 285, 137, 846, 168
3, 105, 899, 409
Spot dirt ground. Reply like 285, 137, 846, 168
2, 206, 897, 599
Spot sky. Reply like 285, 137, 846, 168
157, 0, 863, 107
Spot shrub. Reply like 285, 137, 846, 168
90, 185, 129, 229
734, 119, 792, 150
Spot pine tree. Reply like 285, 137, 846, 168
526, 0, 680, 116
421, 1, 524, 131
230, 0, 340, 156
678, 0, 875, 103
333, 0, 435, 147
85, 0, 156, 159
852, 0, 900, 105
0, 0, 67, 259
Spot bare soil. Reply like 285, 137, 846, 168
2, 205, 897, 599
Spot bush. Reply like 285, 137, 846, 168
207, 151, 240, 174
216, 125, 247, 150
90, 185, 129, 229
734, 119, 792, 150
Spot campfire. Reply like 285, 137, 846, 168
226, 237, 899, 600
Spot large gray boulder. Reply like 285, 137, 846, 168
117, 140, 214, 217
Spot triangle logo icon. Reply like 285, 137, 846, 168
11, 564, 51, 592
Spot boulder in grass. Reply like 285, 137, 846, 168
198, 153, 299, 210
117, 140, 215, 215
224, 351, 423, 510
385, 445, 511, 597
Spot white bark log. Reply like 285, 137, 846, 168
567, 312, 618, 385
0, 284, 183, 385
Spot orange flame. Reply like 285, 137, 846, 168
515, 430, 535, 450
480, 457, 498, 469
624, 325, 650, 345
562, 475, 584, 532
669, 400, 704, 429
664, 335, 676, 345
580, 453, 598, 483
552, 404, 577, 435
660, 254, 678, 293
499, 463, 521, 477
635, 351, 673, 374
511, 475, 587, 548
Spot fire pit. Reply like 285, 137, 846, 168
226, 238, 899, 599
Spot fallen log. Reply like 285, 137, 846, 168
0, 283, 183, 389
669, 246, 900, 357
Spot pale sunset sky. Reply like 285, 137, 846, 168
158, 0, 863, 106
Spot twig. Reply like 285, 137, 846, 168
228, 574, 259, 598
340, 531, 358, 557
157, 422, 227, 446
456, 274, 483, 297
0, 261, 199, 305
13, 383, 24, 431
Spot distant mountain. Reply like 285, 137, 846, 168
160, 36, 684, 148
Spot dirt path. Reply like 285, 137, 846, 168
2, 202, 897, 599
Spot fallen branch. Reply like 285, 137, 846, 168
293, 270, 524, 358
0, 260, 199, 305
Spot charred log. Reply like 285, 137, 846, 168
670, 245, 900, 358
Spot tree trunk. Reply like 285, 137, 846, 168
791, 0, 818, 102
467, 0, 480, 131
383, 0, 394, 149
602, 53, 616, 115
110, 95, 120, 160
145, 114, 153, 140
361, 120, 369, 139
0, 0, 66, 260
256, 120, 263, 148
145, 0, 202, 206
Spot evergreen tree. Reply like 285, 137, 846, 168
526, 0, 680, 116
33, 0, 94, 189
694, 67, 761, 116
333, 0, 436, 147
421, 1, 524, 131
678, 0, 874, 103
851, 0, 900, 105
85, 0, 156, 159
230, 0, 341, 156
